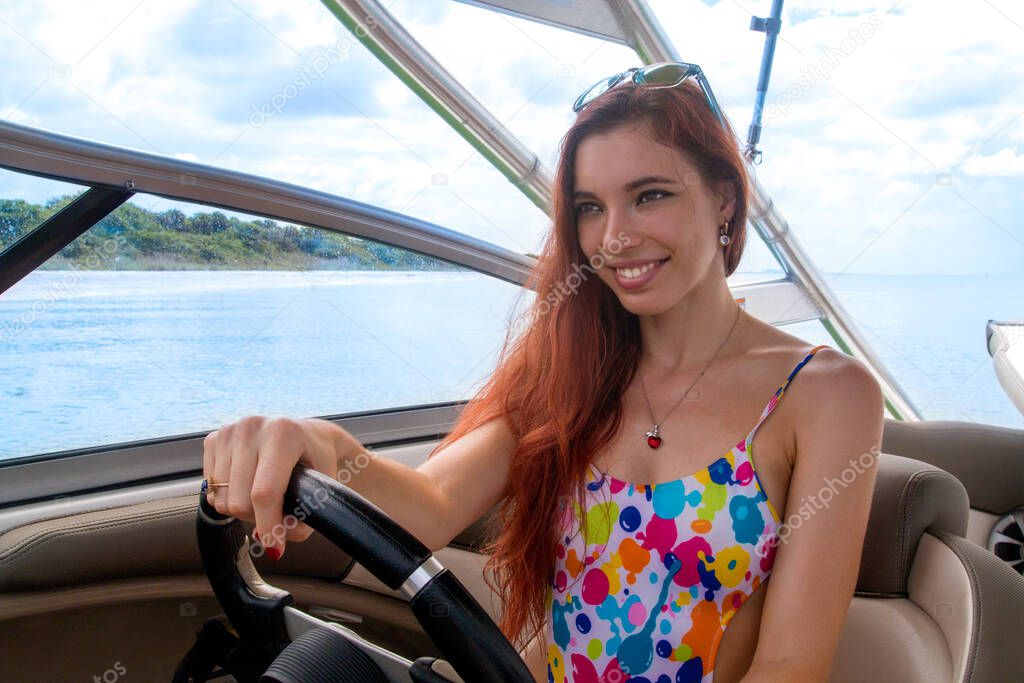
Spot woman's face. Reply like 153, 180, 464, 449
573, 122, 734, 316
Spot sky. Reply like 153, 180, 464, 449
1, 0, 1023, 275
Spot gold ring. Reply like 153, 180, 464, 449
201, 478, 229, 493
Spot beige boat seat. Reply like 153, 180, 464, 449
829, 453, 1024, 682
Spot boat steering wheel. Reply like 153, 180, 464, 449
194, 465, 534, 682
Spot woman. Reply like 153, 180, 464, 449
202, 64, 884, 683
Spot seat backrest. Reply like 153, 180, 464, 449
856, 453, 969, 598
830, 453, 1024, 682
882, 417, 1024, 517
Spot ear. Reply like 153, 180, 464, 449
714, 179, 737, 223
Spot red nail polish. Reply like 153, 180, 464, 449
253, 530, 260, 542
267, 546, 282, 561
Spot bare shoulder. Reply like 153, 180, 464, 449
747, 311, 880, 402
740, 319, 869, 397
736, 315, 884, 458
789, 347, 886, 461
795, 347, 883, 407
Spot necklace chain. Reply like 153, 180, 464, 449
638, 305, 742, 449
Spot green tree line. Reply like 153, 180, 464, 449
0, 195, 460, 271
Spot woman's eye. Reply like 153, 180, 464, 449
575, 191, 669, 215
638, 189, 670, 204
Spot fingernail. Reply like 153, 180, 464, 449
267, 546, 282, 561
253, 530, 261, 542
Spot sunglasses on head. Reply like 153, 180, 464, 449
571, 61, 725, 126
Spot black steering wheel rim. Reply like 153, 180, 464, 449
195, 464, 533, 682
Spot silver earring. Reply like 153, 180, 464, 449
719, 221, 731, 247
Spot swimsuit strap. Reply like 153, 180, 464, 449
746, 344, 830, 444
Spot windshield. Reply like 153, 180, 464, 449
2, 0, 1021, 463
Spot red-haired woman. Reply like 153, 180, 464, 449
203, 64, 884, 683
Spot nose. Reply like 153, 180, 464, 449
599, 205, 640, 258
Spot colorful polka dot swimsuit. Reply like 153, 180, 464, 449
544, 345, 829, 683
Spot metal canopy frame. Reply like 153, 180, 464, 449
324, 0, 920, 420
0, 119, 534, 286
0, 117, 817, 329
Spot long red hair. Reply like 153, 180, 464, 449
426, 79, 751, 649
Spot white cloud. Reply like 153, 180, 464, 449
1, 0, 1022, 274
962, 147, 1024, 177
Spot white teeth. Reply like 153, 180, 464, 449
616, 261, 660, 279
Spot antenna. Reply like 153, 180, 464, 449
745, 0, 785, 164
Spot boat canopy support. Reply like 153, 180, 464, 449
325, 0, 920, 420
0, 119, 816, 331
0, 186, 132, 295
0, 119, 535, 287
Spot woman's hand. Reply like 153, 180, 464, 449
202, 415, 345, 559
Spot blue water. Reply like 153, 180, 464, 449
786, 272, 1024, 429
1, 270, 1021, 460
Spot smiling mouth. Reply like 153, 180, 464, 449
613, 257, 669, 280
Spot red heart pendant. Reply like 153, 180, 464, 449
646, 434, 662, 449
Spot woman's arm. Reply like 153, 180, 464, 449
291, 418, 450, 552
742, 353, 885, 682
305, 412, 518, 553
207, 415, 474, 556
415, 412, 520, 551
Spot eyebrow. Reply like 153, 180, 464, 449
572, 175, 679, 199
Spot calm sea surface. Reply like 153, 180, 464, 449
1, 270, 1021, 460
